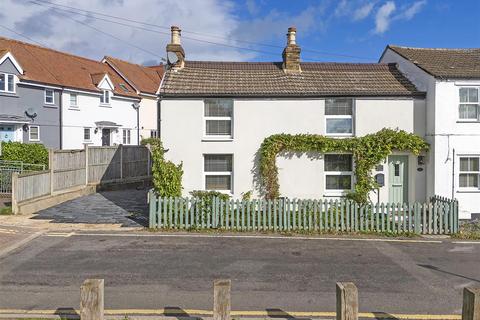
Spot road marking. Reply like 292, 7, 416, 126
0, 309, 461, 319
0, 230, 45, 258
0, 228, 18, 234
452, 241, 480, 244
45, 232, 75, 237
72, 232, 443, 243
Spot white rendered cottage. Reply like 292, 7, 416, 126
381, 46, 480, 219
158, 26, 427, 204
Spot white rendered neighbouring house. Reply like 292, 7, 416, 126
158, 26, 428, 204
381, 46, 480, 219
0, 36, 142, 150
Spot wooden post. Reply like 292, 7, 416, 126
147, 144, 151, 177
462, 287, 480, 320
119, 144, 123, 181
80, 279, 104, 320
48, 149, 54, 195
336, 282, 358, 320
84, 144, 89, 186
11, 172, 18, 215
213, 279, 231, 320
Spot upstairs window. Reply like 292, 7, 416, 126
204, 99, 233, 138
459, 88, 479, 121
100, 90, 110, 105
459, 157, 479, 189
0, 73, 15, 93
325, 98, 353, 135
204, 154, 233, 191
44, 89, 54, 104
324, 154, 353, 191
70, 93, 78, 107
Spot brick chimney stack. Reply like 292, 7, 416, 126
166, 26, 185, 70
282, 27, 301, 73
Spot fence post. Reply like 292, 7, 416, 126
148, 189, 156, 229
84, 144, 89, 186
48, 149, 54, 195
336, 282, 358, 320
462, 287, 480, 320
11, 172, 18, 215
147, 144, 151, 177
213, 279, 231, 320
119, 144, 123, 181
80, 279, 104, 320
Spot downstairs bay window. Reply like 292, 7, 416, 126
459, 156, 479, 190
204, 154, 232, 192
324, 154, 353, 193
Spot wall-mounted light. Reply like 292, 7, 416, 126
94, 128, 98, 134
417, 155, 425, 166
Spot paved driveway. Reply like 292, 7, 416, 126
33, 189, 149, 227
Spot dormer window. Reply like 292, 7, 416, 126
100, 90, 110, 105
44, 89, 54, 104
0, 73, 15, 93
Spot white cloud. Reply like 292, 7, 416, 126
374, 1, 396, 34
245, 0, 260, 15
401, 0, 427, 20
0, 0, 255, 63
334, 0, 350, 17
353, 2, 376, 21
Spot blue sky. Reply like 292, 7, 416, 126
0, 0, 479, 64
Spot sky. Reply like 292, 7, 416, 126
0, 0, 479, 65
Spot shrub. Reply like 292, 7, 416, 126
150, 140, 183, 197
141, 137, 161, 148
0, 142, 48, 169
190, 190, 231, 201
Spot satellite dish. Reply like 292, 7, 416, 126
167, 51, 179, 64
25, 107, 38, 119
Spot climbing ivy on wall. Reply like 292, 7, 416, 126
259, 128, 429, 203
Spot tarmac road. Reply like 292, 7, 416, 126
0, 231, 479, 316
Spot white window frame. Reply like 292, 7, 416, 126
70, 93, 78, 108
29, 125, 40, 141
203, 99, 233, 140
324, 153, 354, 195
458, 87, 480, 122
325, 98, 354, 137
44, 89, 55, 105
458, 155, 480, 191
150, 130, 158, 138
0, 73, 15, 93
100, 90, 110, 105
123, 129, 131, 145
83, 127, 91, 142
203, 154, 233, 193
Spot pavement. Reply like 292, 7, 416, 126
0, 231, 479, 317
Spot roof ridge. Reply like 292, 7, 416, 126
0, 36, 105, 65
389, 45, 480, 51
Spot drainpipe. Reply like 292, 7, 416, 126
452, 148, 455, 199
59, 89, 63, 149
157, 95, 162, 140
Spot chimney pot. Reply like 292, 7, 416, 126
287, 27, 297, 45
166, 25, 185, 70
171, 26, 181, 45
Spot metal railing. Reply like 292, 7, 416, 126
0, 160, 46, 195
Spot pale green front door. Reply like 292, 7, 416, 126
388, 155, 408, 203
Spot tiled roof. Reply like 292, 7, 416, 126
104, 56, 163, 95
0, 37, 138, 98
160, 61, 422, 97
387, 45, 480, 79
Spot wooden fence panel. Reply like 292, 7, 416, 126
88, 147, 121, 183
15, 171, 51, 202
53, 150, 86, 191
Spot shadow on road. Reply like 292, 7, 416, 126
418, 264, 480, 283
371, 311, 400, 319
164, 306, 202, 320
266, 308, 312, 320
55, 307, 79, 319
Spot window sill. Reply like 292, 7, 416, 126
68, 106, 80, 111
0, 92, 18, 97
323, 191, 350, 197
457, 189, 480, 193
43, 104, 57, 108
99, 104, 112, 108
325, 134, 354, 138
456, 120, 480, 123
202, 137, 234, 142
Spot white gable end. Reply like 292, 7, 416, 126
97, 74, 114, 91
0, 51, 24, 74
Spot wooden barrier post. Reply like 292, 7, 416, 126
48, 149, 54, 195
80, 279, 104, 320
462, 287, 480, 320
11, 172, 18, 214
336, 282, 358, 320
213, 279, 231, 320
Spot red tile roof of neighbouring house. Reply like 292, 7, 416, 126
385, 45, 480, 79
0, 36, 139, 98
103, 56, 163, 95
159, 61, 424, 97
